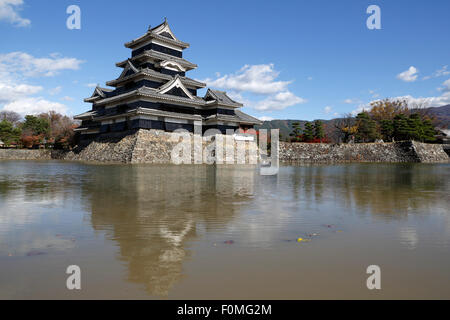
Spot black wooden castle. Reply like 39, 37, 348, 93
74, 19, 261, 139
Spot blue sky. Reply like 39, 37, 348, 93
1, 0, 449, 121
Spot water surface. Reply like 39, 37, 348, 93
0, 161, 449, 299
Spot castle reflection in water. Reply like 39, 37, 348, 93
83, 165, 258, 296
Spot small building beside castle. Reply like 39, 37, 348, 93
74, 19, 262, 140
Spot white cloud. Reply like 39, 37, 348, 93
0, 0, 30, 27
258, 116, 274, 121
204, 64, 292, 95
435, 65, 450, 77
438, 79, 450, 92
351, 104, 369, 116
353, 88, 450, 115
369, 90, 380, 98
2, 97, 69, 116
423, 65, 450, 80
0, 52, 84, 78
344, 98, 361, 104
0, 82, 42, 103
251, 91, 306, 111
61, 96, 74, 101
0, 51, 83, 116
203, 64, 306, 112
86, 83, 97, 88
324, 106, 332, 114
397, 66, 419, 82
48, 86, 62, 95
396, 93, 450, 108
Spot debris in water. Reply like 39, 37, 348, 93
26, 251, 46, 257
306, 233, 319, 237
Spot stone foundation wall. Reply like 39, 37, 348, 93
54, 129, 259, 164
0, 149, 52, 160
280, 141, 449, 163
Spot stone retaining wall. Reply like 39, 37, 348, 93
0, 149, 52, 160
1, 130, 448, 164
280, 141, 449, 163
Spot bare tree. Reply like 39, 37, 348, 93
0, 111, 22, 125
334, 113, 356, 143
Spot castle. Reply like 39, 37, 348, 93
74, 19, 261, 140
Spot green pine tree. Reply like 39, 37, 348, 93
380, 119, 394, 142
289, 122, 303, 142
355, 112, 379, 142
421, 119, 437, 142
393, 114, 410, 141
21, 115, 50, 137
0, 120, 22, 146
314, 120, 325, 142
303, 122, 315, 142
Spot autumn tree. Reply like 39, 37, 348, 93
39, 111, 77, 149
20, 115, 50, 148
334, 113, 357, 143
368, 99, 409, 122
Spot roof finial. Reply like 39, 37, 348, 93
164, 17, 167, 24
148, 24, 152, 32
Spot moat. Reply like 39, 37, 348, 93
0, 161, 449, 299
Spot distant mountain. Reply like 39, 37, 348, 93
256, 105, 450, 142
429, 104, 450, 129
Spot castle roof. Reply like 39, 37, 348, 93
204, 89, 243, 108
116, 50, 197, 71
106, 68, 206, 89
125, 19, 190, 50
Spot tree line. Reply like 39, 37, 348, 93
0, 110, 78, 149
334, 99, 437, 143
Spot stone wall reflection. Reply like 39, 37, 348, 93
83, 165, 257, 296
